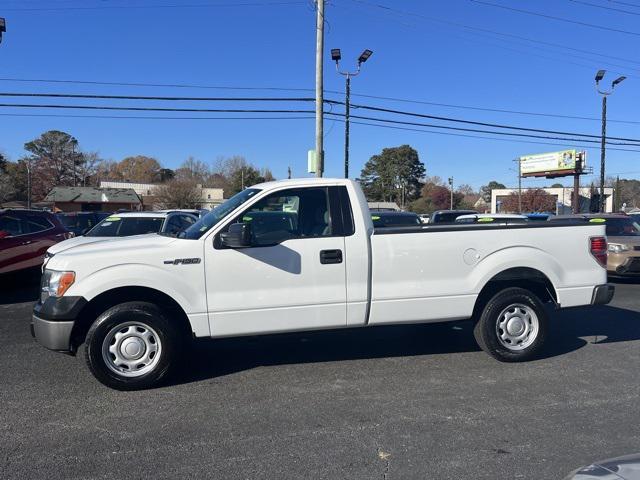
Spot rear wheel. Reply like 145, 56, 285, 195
84, 302, 182, 390
473, 287, 548, 362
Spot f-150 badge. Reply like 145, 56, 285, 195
163, 258, 202, 265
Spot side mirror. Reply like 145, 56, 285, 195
220, 222, 252, 248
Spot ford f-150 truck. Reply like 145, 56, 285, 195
32, 178, 614, 390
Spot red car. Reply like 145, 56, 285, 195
0, 209, 73, 274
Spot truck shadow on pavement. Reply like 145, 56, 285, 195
170, 304, 640, 387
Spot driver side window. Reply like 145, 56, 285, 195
235, 187, 332, 247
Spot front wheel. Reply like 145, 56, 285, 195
84, 302, 182, 390
473, 287, 548, 362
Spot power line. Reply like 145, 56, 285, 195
2, 76, 639, 125
325, 112, 640, 147
470, 0, 640, 37
568, 0, 640, 16
3, 96, 640, 144
0, 113, 315, 120
348, 91, 640, 125
2, 1, 306, 12
0, 77, 314, 92
0, 103, 316, 114
609, 0, 640, 8
0, 92, 316, 102
338, 119, 640, 153
344, 0, 640, 67
345, 102, 640, 143
3, 110, 639, 153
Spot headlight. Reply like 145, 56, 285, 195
608, 243, 630, 254
40, 270, 75, 303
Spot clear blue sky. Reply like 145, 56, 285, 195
1, 0, 639, 189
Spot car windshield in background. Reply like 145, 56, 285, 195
605, 217, 640, 236
180, 188, 261, 239
372, 213, 421, 228
57, 213, 109, 235
85, 216, 164, 237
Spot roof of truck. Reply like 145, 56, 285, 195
251, 178, 353, 190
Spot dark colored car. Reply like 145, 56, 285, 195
0, 209, 72, 274
371, 211, 422, 228
430, 209, 477, 224
56, 211, 112, 236
525, 212, 552, 222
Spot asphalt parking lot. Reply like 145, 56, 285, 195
1, 272, 639, 480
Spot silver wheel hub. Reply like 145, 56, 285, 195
101, 322, 162, 378
496, 303, 539, 351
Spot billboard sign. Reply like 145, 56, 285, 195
519, 149, 582, 178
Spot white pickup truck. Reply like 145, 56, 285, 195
32, 178, 614, 390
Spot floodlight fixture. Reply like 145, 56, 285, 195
595, 70, 606, 82
358, 49, 373, 64
331, 48, 341, 62
612, 76, 626, 87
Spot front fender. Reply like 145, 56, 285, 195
65, 263, 207, 319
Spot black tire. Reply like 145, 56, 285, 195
84, 302, 182, 390
473, 287, 548, 362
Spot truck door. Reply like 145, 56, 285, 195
204, 186, 347, 337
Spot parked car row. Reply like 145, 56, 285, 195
0, 208, 202, 275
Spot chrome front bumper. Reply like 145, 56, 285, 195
31, 315, 74, 352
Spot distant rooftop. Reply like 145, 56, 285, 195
44, 186, 141, 204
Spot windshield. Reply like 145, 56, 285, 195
85, 216, 165, 237
179, 188, 261, 239
605, 218, 640, 236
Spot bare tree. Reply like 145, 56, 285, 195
175, 156, 210, 184
0, 173, 16, 202
154, 179, 201, 209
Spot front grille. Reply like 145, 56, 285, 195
634, 246, 640, 251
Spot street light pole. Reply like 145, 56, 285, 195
595, 70, 625, 213
331, 48, 373, 178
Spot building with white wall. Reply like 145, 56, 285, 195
100, 181, 224, 210
491, 187, 615, 214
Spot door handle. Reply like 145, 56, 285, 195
21, 240, 32, 245
320, 249, 342, 264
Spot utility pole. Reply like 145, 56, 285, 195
448, 176, 454, 209
26, 160, 32, 210
72, 142, 77, 187
599, 94, 607, 212
572, 153, 583, 214
331, 48, 373, 178
315, 0, 325, 178
514, 157, 522, 214
0, 18, 6, 44
287, 166, 292, 179
595, 70, 625, 213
